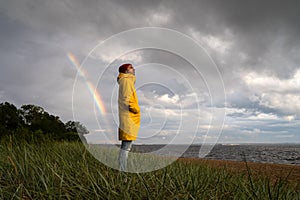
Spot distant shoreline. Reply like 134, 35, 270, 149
92, 143, 300, 166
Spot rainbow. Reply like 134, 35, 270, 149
67, 52, 106, 115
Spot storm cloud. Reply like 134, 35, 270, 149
0, 0, 299, 143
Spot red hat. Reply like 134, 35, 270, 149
119, 63, 132, 73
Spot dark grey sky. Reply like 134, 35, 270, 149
1, 0, 299, 143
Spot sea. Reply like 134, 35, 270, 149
126, 144, 300, 165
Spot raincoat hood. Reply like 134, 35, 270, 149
117, 73, 136, 85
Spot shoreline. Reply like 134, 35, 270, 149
178, 157, 300, 185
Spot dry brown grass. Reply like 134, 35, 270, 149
178, 158, 300, 189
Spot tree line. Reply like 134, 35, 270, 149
0, 102, 88, 142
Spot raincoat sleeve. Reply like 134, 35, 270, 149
119, 78, 140, 114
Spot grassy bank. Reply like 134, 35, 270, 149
0, 139, 299, 199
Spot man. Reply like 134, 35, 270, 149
117, 63, 140, 171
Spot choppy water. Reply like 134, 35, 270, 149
129, 144, 300, 165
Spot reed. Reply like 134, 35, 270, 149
0, 138, 299, 199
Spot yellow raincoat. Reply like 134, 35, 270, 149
117, 73, 140, 140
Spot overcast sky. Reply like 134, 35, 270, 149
1, 0, 300, 144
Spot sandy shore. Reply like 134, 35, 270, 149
178, 158, 300, 186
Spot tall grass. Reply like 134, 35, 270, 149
0, 138, 299, 199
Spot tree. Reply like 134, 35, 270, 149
65, 121, 88, 143
65, 121, 89, 135
0, 102, 89, 142
19, 104, 67, 136
0, 102, 23, 131
19, 104, 45, 126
